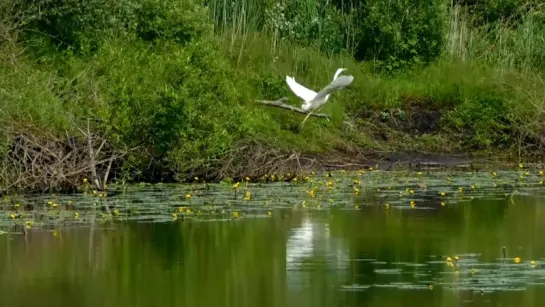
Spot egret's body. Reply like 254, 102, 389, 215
285, 68, 353, 129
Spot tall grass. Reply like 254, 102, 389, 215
446, 2, 545, 73
207, 0, 545, 73
206, 0, 354, 58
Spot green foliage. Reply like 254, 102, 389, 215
471, 0, 543, 25
0, 45, 70, 133
58, 36, 250, 172
350, 0, 448, 71
2, 0, 545, 185
263, 1, 347, 54
209, 0, 449, 71
3, 0, 251, 174
21, 0, 132, 52
208, 0, 545, 74
20, 0, 212, 52
133, 0, 212, 44
447, 2, 545, 72
444, 95, 511, 149
206, 0, 270, 32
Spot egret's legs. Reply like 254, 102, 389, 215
299, 110, 314, 130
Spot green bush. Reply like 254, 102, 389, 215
0, 43, 70, 134
134, 0, 212, 44
470, 0, 543, 25
86, 37, 248, 171
20, 0, 212, 53
20, 0, 131, 52
3, 0, 248, 174
351, 0, 448, 71
443, 95, 511, 150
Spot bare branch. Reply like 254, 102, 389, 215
255, 97, 330, 119
0, 122, 122, 193
103, 154, 116, 187
86, 119, 102, 190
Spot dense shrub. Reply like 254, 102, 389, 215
469, 0, 543, 25
349, 0, 448, 71
94, 38, 247, 168
19, 0, 212, 52
263, 1, 347, 55
3, 0, 248, 174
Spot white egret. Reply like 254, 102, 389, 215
285, 68, 354, 129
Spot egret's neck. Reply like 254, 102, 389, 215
333, 69, 344, 80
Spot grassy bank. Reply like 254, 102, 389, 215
1, 0, 545, 192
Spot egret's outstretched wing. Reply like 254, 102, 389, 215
286, 76, 317, 102
309, 75, 354, 106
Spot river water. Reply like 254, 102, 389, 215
1, 170, 544, 306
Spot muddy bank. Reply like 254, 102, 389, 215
181, 145, 540, 183
281, 150, 529, 173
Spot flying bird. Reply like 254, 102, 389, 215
285, 68, 353, 129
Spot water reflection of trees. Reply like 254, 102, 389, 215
0, 194, 544, 307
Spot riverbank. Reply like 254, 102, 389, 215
1, 131, 542, 195
1, 0, 545, 193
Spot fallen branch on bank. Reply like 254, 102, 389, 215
0, 122, 130, 194
181, 139, 381, 182
255, 97, 330, 119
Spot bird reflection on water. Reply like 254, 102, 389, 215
285, 213, 349, 291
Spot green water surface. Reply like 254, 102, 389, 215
1, 170, 545, 306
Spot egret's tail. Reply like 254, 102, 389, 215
301, 101, 311, 110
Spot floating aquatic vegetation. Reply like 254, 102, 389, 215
0, 168, 544, 234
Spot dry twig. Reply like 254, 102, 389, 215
255, 97, 330, 119
0, 122, 126, 193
